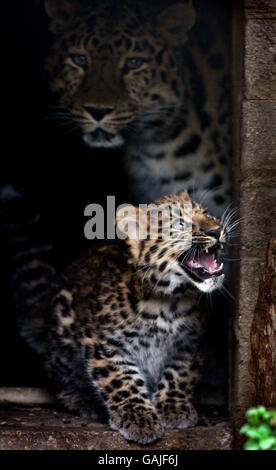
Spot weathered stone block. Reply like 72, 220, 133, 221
246, 1, 276, 18
246, 0, 276, 9
245, 19, 276, 99
231, 259, 262, 439
237, 259, 264, 335
239, 179, 276, 257
241, 101, 276, 170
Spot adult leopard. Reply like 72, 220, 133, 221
45, 0, 232, 216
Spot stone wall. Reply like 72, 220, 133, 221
231, 0, 276, 446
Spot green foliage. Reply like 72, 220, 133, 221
241, 406, 276, 450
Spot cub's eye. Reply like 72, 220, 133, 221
172, 218, 186, 230
205, 213, 213, 220
125, 57, 146, 70
70, 54, 88, 67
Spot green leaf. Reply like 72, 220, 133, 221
257, 424, 271, 439
240, 425, 252, 435
244, 429, 263, 439
259, 437, 276, 450
241, 407, 276, 450
244, 439, 260, 451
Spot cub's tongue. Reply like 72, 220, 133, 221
185, 253, 218, 272
197, 254, 217, 271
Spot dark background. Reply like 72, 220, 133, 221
0, 0, 232, 397
0, 0, 130, 386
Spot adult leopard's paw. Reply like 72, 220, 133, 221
110, 407, 164, 444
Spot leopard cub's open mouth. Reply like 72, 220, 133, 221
179, 244, 224, 282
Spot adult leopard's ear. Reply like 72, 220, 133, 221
157, 1, 196, 46
44, 0, 84, 33
116, 205, 147, 261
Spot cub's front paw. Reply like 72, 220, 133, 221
110, 407, 164, 444
158, 402, 198, 429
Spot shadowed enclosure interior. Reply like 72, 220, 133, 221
0, 0, 239, 443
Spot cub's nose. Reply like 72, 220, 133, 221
83, 106, 114, 121
206, 228, 221, 240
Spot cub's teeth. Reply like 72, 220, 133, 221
206, 248, 209, 253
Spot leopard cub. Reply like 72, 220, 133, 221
9, 189, 227, 444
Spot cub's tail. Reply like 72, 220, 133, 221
1, 184, 56, 354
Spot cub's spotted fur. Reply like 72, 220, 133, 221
45, 0, 231, 215
3, 188, 227, 444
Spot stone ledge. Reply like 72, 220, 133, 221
0, 406, 232, 450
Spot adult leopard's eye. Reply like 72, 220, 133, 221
125, 57, 146, 70
70, 54, 88, 67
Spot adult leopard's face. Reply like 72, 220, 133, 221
117, 190, 227, 294
45, 0, 195, 148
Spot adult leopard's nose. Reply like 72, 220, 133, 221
83, 106, 114, 121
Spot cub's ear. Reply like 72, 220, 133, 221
44, 0, 80, 33
178, 189, 191, 202
157, 1, 196, 46
116, 205, 147, 261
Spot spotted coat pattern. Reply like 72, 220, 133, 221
6, 189, 227, 444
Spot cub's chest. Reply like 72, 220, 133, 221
129, 325, 177, 388
122, 297, 199, 387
